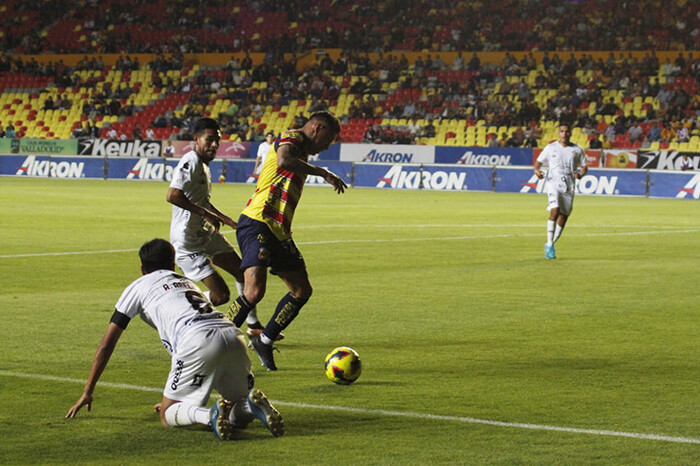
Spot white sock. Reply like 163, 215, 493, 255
164, 402, 210, 427
228, 398, 254, 426
260, 333, 274, 345
553, 224, 564, 243
237, 281, 259, 325
203, 291, 211, 302
546, 220, 555, 245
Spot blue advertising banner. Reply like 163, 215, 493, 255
352, 163, 491, 191
313, 143, 341, 161
497, 167, 649, 196
0, 154, 102, 178
435, 146, 534, 166
649, 171, 700, 199
226, 160, 257, 184
495, 167, 541, 193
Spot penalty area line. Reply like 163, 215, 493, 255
1, 370, 698, 445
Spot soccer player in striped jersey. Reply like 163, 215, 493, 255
225, 111, 347, 371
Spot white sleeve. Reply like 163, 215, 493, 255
536, 146, 550, 165
577, 147, 587, 167
114, 280, 144, 319
169, 155, 194, 191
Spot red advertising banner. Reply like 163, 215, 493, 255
162, 140, 252, 158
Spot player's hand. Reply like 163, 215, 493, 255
323, 170, 347, 194
154, 402, 162, 413
202, 210, 221, 231
66, 393, 93, 419
534, 169, 544, 180
575, 171, 583, 179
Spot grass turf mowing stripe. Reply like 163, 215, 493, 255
2, 228, 698, 258
2, 370, 698, 445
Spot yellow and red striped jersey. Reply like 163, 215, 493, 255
241, 129, 310, 240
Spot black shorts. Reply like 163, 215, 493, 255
236, 215, 306, 275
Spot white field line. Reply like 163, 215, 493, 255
2, 227, 699, 258
1, 370, 697, 445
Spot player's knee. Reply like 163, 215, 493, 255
294, 283, 312, 301
244, 287, 265, 305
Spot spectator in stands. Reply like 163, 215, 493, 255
5, 125, 16, 138
497, 132, 509, 147
660, 123, 676, 143
676, 122, 689, 143
43, 96, 55, 111
132, 123, 143, 140
589, 133, 603, 149
420, 120, 436, 138
628, 120, 643, 143
145, 127, 156, 140
362, 124, 377, 143
0, 126, 5, 138
106, 125, 118, 140
598, 98, 619, 116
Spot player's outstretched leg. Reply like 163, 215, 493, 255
247, 389, 284, 437
209, 398, 233, 440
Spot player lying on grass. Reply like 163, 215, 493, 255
65, 238, 284, 439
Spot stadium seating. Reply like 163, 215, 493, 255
0, 1, 698, 148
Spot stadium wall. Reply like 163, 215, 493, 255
2, 153, 698, 200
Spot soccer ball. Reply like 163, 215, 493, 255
324, 347, 362, 385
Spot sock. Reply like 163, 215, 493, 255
553, 224, 564, 243
263, 293, 308, 342
203, 291, 211, 302
236, 281, 259, 325
546, 220, 555, 245
225, 295, 254, 328
164, 402, 210, 427
228, 398, 254, 427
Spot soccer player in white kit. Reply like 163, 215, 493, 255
252, 131, 275, 176
167, 117, 267, 334
66, 239, 284, 439
534, 122, 588, 259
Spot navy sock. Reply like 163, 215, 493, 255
226, 295, 254, 328
263, 292, 308, 340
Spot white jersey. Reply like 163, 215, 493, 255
537, 140, 586, 193
115, 269, 231, 355
255, 141, 271, 174
169, 151, 215, 248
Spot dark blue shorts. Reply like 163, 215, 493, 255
236, 215, 306, 275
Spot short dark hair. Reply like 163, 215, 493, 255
193, 117, 220, 136
557, 121, 572, 129
309, 111, 340, 134
139, 238, 175, 273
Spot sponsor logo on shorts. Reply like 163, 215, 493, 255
192, 374, 205, 387
171, 359, 184, 390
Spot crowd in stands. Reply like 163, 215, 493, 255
1, 48, 699, 149
0, 0, 699, 149
1, 0, 698, 55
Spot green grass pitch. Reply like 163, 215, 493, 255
0, 177, 698, 464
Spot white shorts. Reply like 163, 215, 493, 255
174, 231, 236, 282
163, 324, 253, 405
546, 189, 574, 216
